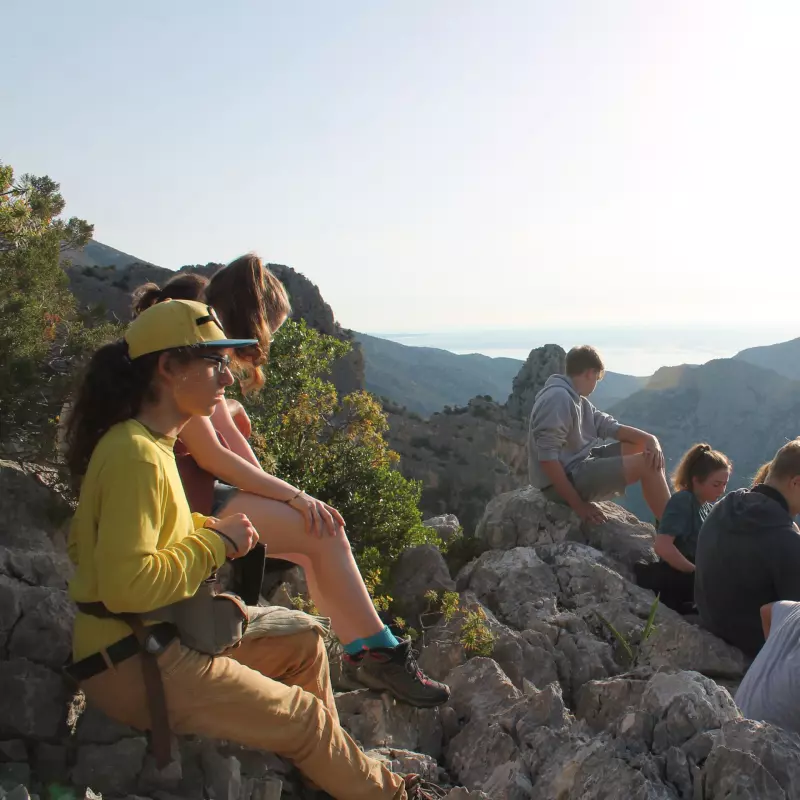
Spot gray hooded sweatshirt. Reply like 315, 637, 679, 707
528, 374, 621, 489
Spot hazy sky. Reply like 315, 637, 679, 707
5, 1, 800, 333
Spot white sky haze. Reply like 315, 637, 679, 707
4, 1, 800, 333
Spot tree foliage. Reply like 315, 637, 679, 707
0, 161, 118, 458
243, 320, 440, 576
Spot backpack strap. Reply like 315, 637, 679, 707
77, 603, 173, 769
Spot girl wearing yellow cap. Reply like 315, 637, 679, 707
65, 299, 444, 800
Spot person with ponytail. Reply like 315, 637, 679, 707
131, 272, 210, 316
64, 299, 444, 800
130, 253, 451, 709
695, 438, 800, 658
634, 444, 731, 614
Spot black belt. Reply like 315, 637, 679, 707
65, 622, 177, 684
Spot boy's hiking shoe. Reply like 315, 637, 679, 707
404, 774, 447, 798
348, 638, 451, 708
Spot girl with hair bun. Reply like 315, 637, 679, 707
131, 272, 209, 316
635, 443, 732, 613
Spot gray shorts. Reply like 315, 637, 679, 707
211, 482, 239, 516
543, 442, 627, 504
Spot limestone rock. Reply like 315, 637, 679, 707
423, 514, 463, 545
0, 659, 67, 740
200, 746, 241, 800
0, 461, 69, 546
76, 705, 139, 744
575, 676, 649, 733
5, 786, 33, 800
336, 690, 443, 758
417, 591, 554, 687
702, 746, 786, 799
34, 742, 69, 785
474, 487, 657, 577
391, 544, 456, 624
538, 543, 747, 679
364, 748, 440, 783
8, 588, 74, 670
712, 718, 800, 795
506, 344, 566, 422
72, 737, 148, 796
0, 548, 72, 591
0, 741, 26, 763
641, 671, 740, 753
474, 486, 577, 552
444, 658, 522, 725
457, 547, 560, 632
0, 764, 30, 792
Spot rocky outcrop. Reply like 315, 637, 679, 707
3, 461, 794, 800
64, 258, 365, 397
386, 398, 528, 532
505, 344, 566, 422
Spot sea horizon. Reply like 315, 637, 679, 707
365, 325, 800, 377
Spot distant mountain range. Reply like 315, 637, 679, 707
734, 337, 800, 381
356, 333, 648, 415
355, 333, 522, 416
61, 239, 800, 532
609, 358, 800, 518
62, 239, 154, 270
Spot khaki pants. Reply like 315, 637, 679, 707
80, 630, 406, 800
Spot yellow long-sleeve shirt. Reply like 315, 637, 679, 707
68, 419, 226, 661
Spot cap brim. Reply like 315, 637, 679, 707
197, 339, 259, 350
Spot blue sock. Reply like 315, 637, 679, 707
343, 626, 400, 655
361, 626, 401, 651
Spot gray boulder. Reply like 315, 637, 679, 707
391, 544, 456, 624
336, 690, 443, 758
423, 514, 463, 546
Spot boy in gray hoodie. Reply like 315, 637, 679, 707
529, 346, 671, 525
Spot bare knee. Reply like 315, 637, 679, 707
623, 453, 665, 484
623, 452, 647, 482
303, 527, 353, 563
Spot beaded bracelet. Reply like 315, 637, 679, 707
284, 489, 304, 504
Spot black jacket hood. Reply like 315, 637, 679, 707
713, 486, 792, 536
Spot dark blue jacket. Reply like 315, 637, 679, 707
695, 485, 800, 657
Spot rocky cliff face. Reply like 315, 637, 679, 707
64, 256, 365, 397
385, 344, 564, 532
5, 460, 794, 800
505, 344, 566, 421
610, 358, 800, 516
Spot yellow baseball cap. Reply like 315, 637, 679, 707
125, 299, 258, 359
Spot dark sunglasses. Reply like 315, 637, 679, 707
200, 354, 232, 374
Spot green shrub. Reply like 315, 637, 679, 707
243, 320, 440, 581
0, 162, 119, 461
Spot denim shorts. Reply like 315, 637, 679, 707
211, 482, 240, 516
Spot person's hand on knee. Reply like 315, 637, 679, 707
643, 436, 665, 471
288, 493, 346, 538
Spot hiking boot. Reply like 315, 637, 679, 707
404, 774, 447, 798
355, 638, 450, 708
